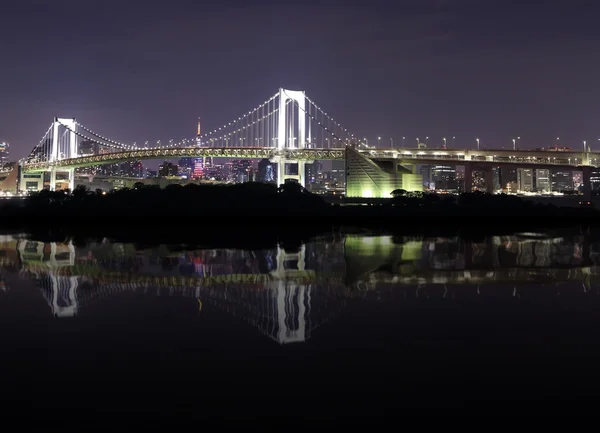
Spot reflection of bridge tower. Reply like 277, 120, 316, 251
268, 245, 310, 343
275, 281, 310, 344
32, 273, 80, 318
49, 275, 79, 317
271, 244, 306, 278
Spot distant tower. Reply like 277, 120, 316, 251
195, 117, 207, 166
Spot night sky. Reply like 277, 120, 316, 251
1, 0, 599, 160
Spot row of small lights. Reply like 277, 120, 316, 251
304, 95, 355, 141
200, 107, 282, 145
288, 92, 352, 147
75, 93, 281, 150
30, 92, 354, 160
196, 92, 279, 140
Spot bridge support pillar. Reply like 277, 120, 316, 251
464, 164, 473, 193
582, 165, 592, 201
274, 156, 306, 188
49, 169, 56, 191
297, 161, 306, 188
67, 168, 75, 192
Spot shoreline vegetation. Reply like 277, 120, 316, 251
0, 182, 598, 247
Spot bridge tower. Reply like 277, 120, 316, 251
20, 118, 78, 192
50, 118, 78, 191
273, 88, 310, 188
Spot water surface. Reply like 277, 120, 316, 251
1, 232, 599, 423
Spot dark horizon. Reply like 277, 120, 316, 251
2, 0, 600, 160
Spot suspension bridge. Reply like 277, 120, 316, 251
18, 87, 600, 197
20, 88, 354, 191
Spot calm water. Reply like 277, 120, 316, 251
1, 231, 600, 424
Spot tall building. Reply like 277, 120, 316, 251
159, 161, 178, 177
195, 118, 202, 146
257, 159, 276, 183
535, 169, 550, 192
551, 169, 573, 192
192, 158, 204, 179
517, 168, 534, 192
231, 160, 252, 183
420, 165, 433, 189
431, 165, 457, 191
492, 167, 501, 191
0, 142, 9, 168
500, 167, 517, 190
179, 158, 194, 169
306, 161, 323, 185
590, 169, 600, 191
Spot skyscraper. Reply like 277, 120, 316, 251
257, 159, 275, 183
551, 170, 573, 192
517, 168, 533, 192
0, 142, 9, 168
192, 158, 204, 179
535, 169, 550, 192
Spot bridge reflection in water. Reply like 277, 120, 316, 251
0, 232, 599, 344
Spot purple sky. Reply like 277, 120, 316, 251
1, 0, 600, 161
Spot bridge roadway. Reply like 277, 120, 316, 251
21, 146, 600, 173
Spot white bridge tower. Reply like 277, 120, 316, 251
20, 117, 78, 192
272, 88, 312, 188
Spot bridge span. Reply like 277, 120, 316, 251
18, 88, 600, 197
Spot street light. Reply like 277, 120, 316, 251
512, 138, 516, 150
476, 138, 480, 151
443, 137, 447, 147
402, 137, 405, 148
453, 136, 456, 147
584, 140, 587, 153
390, 137, 394, 149
378, 136, 381, 148
426, 136, 429, 145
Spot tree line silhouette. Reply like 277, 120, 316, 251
0, 182, 597, 224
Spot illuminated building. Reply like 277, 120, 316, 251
0, 142, 9, 169
192, 158, 204, 179
517, 168, 533, 192
551, 169, 573, 192
345, 146, 422, 198
159, 161, 178, 177
420, 165, 433, 189
258, 159, 275, 183
572, 172, 583, 189
195, 118, 202, 146
492, 167, 501, 191
306, 161, 322, 185
231, 160, 252, 183
535, 169, 550, 192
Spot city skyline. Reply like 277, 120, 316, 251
2, 0, 600, 160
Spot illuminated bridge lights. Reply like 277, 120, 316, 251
20, 146, 595, 174
21, 148, 346, 173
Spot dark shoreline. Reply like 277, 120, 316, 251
3, 184, 599, 248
